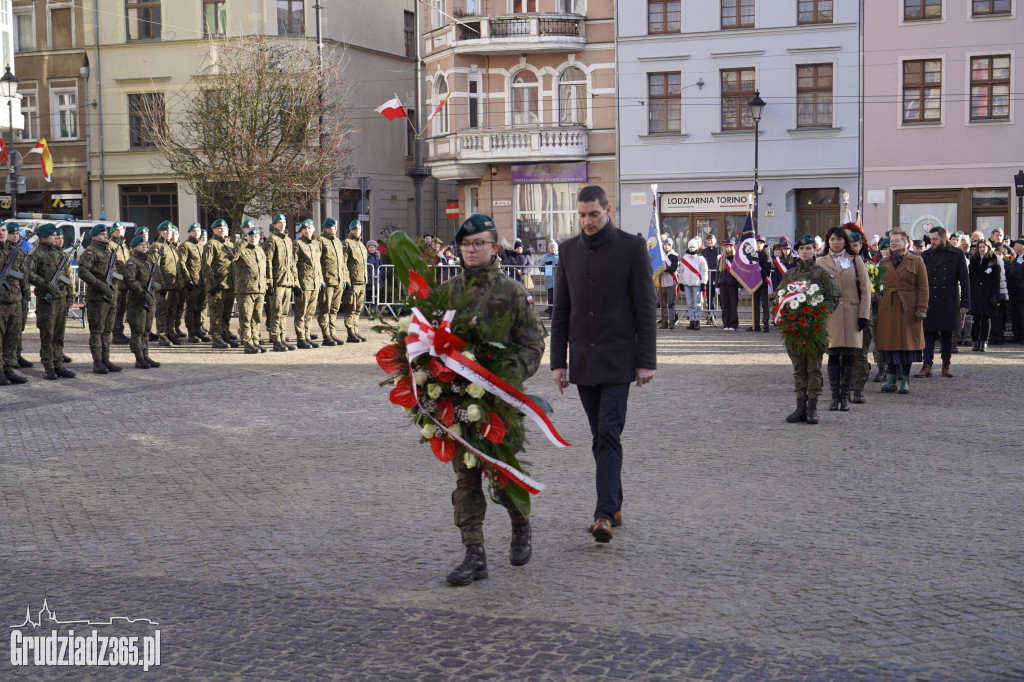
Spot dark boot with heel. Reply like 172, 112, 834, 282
446, 544, 488, 586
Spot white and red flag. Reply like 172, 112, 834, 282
375, 95, 407, 121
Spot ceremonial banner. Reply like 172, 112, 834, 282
730, 210, 762, 293
647, 184, 667, 283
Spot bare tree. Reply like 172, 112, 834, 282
146, 36, 352, 233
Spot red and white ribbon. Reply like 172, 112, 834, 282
773, 281, 808, 324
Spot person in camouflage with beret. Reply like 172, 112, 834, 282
342, 220, 368, 342
110, 222, 133, 345
25, 224, 76, 379
203, 219, 239, 348
123, 235, 161, 369
263, 214, 298, 352
178, 223, 206, 342
292, 218, 323, 349
6, 223, 34, 368
153, 222, 183, 346
77, 224, 124, 374
441, 213, 547, 587
0, 222, 30, 385
233, 224, 269, 354
317, 217, 347, 346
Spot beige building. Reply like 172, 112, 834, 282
76, 0, 425, 235
422, 0, 615, 249
8, 0, 86, 221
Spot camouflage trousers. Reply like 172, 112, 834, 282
171, 287, 186, 334
0, 301, 21, 371
85, 297, 116, 363
237, 293, 265, 346
787, 345, 823, 399
452, 449, 528, 547
293, 288, 318, 341
35, 296, 68, 370
114, 287, 128, 335
853, 321, 874, 391
265, 287, 292, 343
317, 285, 343, 339
342, 283, 365, 334
127, 300, 153, 360
208, 288, 233, 341
183, 286, 205, 336
16, 298, 28, 357
155, 289, 180, 335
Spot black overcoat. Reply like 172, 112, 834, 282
550, 222, 657, 385
969, 253, 1002, 317
922, 246, 970, 332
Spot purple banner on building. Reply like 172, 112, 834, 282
510, 161, 588, 185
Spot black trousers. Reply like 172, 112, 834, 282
721, 286, 739, 329
1010, 298, 1024, 340
752, 286, 770, 328
577, 383, 630, 522
924, 330, 954, 364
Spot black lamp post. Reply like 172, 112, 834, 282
1, 66, 19, 220
1015, 170, 1024, 239
748, 90, 766, 233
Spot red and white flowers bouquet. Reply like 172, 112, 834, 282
773, 281, 832, 356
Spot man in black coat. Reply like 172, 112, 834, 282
747, 236, 772, 332
917, 226, 970, 378
700, 236, 721, 325
550, 185, 657, 543
1006, 238, 1024, 343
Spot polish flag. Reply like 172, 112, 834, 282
375, 95, 407, 121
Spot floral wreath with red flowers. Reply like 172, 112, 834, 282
772, 281, 833, 357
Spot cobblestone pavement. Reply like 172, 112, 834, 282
1, 320, 1022, 680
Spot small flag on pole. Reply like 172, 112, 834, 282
427, 90, 452, 122
375, 95, 408, 121
647, 184, 667, 282
0, 137, 7, 164
26, 138, 53, 182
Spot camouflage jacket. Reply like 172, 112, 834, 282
154, 238, 183, 290
440, 256, 546, 385
123, 250, 156, 302
293, 236, 323, 291
233, 242, 269, 294
264, 231, 298, 288
26, 242, 74, 299
318, 234, 347, 287
0, 241, 29, 305
202, 236, 235, 290
112, 238, 132, 277
178, 237, 204, 287
345, 236, 368, 285
77, 239, 120, 300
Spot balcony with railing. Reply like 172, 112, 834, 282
427, 13, 586, 55
429, 126, 588, 168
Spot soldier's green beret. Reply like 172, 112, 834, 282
157, 220, 172, 231
272, 214, 286, 224
110, 221, 123, 232
5, 221, 18, 229
136, 226, 149, 234
129, 235, 146, 247
35, 223, 59, 238
244, 225, 260, 236
211, 219, 227, 229
171, 224, 179, 232
879, 237, 890, 249
241, 218, 255, 229
322, 217, 337, 229
201, 228, 208, 238
188, 222, 201, 232
348, 220, 362, 232
795, 234, 816, 248
90, 224, 107, 237
300, 218, 314, 230
848, 232, 863, 243
455, 214, 496, 243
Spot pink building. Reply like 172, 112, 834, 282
863, 0, 1022, 241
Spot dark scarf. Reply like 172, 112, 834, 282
889, 252, 905, 269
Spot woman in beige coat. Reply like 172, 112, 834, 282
817, 227, 871, 411
875, 227, 930, 395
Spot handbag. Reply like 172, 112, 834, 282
523, 274, 535, 290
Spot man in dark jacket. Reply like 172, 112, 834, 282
916, 226, 970, 378
747, 236, 772, 332
700, 236, 721, 325
1007, 239, 1024, 343
550, 185, 657, 544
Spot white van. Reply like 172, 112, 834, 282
19, 219, 137, 258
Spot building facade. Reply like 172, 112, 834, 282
863, 0, 1022, 241
421, 0, 616, 250
77, 0, 429, 236
617, 0, 860, 245
7, 0, 84, 221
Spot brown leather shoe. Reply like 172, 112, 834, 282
941, 363, 954, 377
612, 510, 622, 527
914, 363, 932, 378
589, 517, 613, 543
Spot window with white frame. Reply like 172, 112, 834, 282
17, 90, 37, 142
558, 67, 587, 126
14, 10, 34, 52
52, 88, 78, 140
431, 0, 446, 29
432, 75, 449, 136
468, 77, 480, 129
511, 70, 539, 126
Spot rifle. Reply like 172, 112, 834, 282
143, 246, 164, 311
102, 243, 124, 303
0, 244, 24, 291
43, 239, 81, 302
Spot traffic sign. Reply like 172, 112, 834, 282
445, 201, 459, 220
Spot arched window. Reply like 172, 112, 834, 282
511, 71, 539, 127
433, 75, 449, 135
558, 67, 587, 126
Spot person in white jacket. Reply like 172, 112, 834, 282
678, 238, 709, 329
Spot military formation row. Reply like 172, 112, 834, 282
0, 217, 370, 383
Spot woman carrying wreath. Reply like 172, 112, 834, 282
816, 227, 871, 412
875, 227, 929, 395
777, 234, 840, 425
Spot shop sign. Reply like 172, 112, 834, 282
52, 193, 83, 212
510, 161, 587, 185
660, 192, 750, 214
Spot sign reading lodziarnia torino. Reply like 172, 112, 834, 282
660, 192, 750, 213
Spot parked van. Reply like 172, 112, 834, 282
20, 219, 137, 258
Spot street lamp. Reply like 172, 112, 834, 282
1, 66, 19, 220
748, 90, 766, 232
1015, 169, 1024, 239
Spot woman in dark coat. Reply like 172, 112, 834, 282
716, 241, 740, 331
969, 240, 1008, 351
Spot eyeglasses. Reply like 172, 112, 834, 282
460, 240, 496, 251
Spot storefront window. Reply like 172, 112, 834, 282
725, 214, 747, 245
514, 182, 579, 250
898, 202, 958, 240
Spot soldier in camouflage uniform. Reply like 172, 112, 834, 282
440, 214, 547, 587
293, 219, 323, 348
342, 220, 368, 342
25, 224, 76, 379
233, 224, 269, 354
7, 223, 34, 368
317, 217, 347, 346
0, 222, 30, 385
778, 234, 840, 425
76, 224, 124, 374
203, 219, 239, 348
153, 222, 183, 346
110, 222, 133, 344
169, 225, 188, 339
263, 214, 298, 352
123, 235, 161, 369
179, 222, 207, 342
197, 228, 211, 338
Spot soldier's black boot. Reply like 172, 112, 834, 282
92, 361, 109, 375
827, 366, 841, 411
144, 357, 161, 368
55, 367, 76, 378
852, 389, 865, 404
17, 355, 33, 367
509, 521, 532, 566
840, 362, 853, 411
307, 338, 320, 348
113, 332, 130, 345
331, 334, 345, 345
158, 334, 172, 347
446, 544, 488, 586
355, 333, 367, 342
44, 368, 58, 380
321, 336, 336, 346
695, 320, 701, 330
296, 339, 312, 349
806, 398, 820, 424
211, 336, 230, 349
785, 398, 807, 423
272, 341, 288, 352
103, 359, 123, 373
0, 373, 9, 386
135, 357, 151, 369
62, 355, 73, 364
346, 331, 361, 343
4, 369, 28, 384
